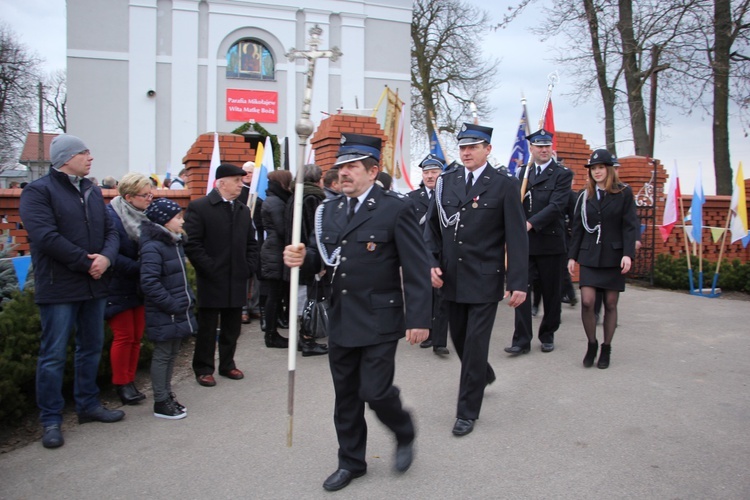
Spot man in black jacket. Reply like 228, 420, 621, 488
425, 123, 528, 437
20, 134, 123, 449
507, 129, 573, 355
284, 134, 431, 491
407, 154, 449, 355
184, 163, 259, 387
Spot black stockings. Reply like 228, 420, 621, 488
580, 286, 620, 344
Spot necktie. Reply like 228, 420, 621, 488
428, 189, 433, 199
536, 166, 541, 178
347, 197, 358, 222
466, 172, 474, 195
598, 189, 605, 200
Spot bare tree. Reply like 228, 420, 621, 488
43, 69, 67, 132
411, 0, 499, 145
0, 23, 41, 166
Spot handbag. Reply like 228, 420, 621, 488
302, 276, 329, 339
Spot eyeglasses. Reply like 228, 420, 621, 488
133, 192, 154, 199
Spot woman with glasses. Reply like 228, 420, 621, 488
105, 173, 153, 404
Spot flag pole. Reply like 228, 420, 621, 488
284, 25, 342, 447
521, 72, 558, 199
677, 195, 694, 292
710, 207, 733, 295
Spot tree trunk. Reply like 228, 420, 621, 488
713, 0, 732, 195
618, 0, 650, 156
584, 0, 617, 155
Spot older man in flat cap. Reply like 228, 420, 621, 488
284, 133, 432, 491
20, 134, 123, 449
184, 163, 259, 387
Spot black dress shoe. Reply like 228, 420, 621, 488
419, 339, 433, 348
504, 346, 530, 355
395, 440, 414, 472
452, 418, 475, 437
322, 469, 366, 491
531, 305, 539, 317
433, 346, 449, 355
486, 371, 496, 386
77, 406, 125, 424
541, 343, 555, 352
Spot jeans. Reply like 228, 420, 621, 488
37, 299, 107, 425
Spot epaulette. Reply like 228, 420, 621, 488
384, 190, 408, 201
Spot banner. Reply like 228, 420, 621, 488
226, 89, 278, 123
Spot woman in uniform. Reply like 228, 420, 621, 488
567, 149, 638, 369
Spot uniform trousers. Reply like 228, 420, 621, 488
447, 301, 498, 420
328, 340, 414, 473
427, 287, 449, 347
192, 307, 242, 375
512, 253, 564, 347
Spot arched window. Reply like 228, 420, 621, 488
226, 39, 275, 80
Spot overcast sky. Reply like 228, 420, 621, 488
2, 0, 748, 194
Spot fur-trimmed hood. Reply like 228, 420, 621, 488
140, 220, 185, 246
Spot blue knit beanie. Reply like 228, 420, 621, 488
145, 198, 182, 226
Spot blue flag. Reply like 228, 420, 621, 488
12, 255, 31, 292
429, 130, 445, 164
690, 164, 705, 244
508, 109, 529, 175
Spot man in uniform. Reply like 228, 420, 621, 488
407, 153, 449, 355
425, 123, 528, 437
506, 129, 573, 355
283, 134, 431, 491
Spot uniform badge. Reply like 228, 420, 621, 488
366, 242, 377, 252
340, 135, 347, 145
472, 195, 479, 209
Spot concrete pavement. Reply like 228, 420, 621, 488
1, 284, 749, 499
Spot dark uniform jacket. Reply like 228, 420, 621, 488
184, 189, 258, 308
425, 164, 528, 304
406, 185, 432, 225
303, 185, 432, 348
518, 160, 573, 255
568, 185, 639, 268
19, 167, 119, 304
139, 221, 197, 341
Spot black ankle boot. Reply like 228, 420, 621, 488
265, 330, 289, 348
583, 340, 598, 368
597, 343, 611, 369
299, 336, 328, 357
128, 382, 146, 400
116, 383, 146, 405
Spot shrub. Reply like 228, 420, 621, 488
653, 254, 749, 293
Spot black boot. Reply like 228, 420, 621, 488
583, 340, 598, 368
259, 305, 267, 332
265, 330, 289, 349
116, 383, 146, 405
128, 382, 146, 401
298, 336, 328, 357
597, 343, 611, 369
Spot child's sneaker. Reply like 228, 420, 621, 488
154, 399, 186, 419
169, 392, 186, 414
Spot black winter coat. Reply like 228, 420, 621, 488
283, 182, 325, 284
183, 189, 258, 308
260, 182, 291, 281
139, 221, 197, 341
104, 204, 143, 320
19, 167, 119, 304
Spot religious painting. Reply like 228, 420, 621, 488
226, 40, 275, 80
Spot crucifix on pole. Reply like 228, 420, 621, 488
284, 24, 342, 447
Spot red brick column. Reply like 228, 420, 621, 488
181, 133, 257, 200
310, 114, 387, 173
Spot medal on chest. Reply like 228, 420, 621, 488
472, 195, 479, 209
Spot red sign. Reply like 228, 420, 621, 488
226, 89, 278, 123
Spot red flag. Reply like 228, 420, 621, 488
659, 161, 681, 242
543, 99, 557, 152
